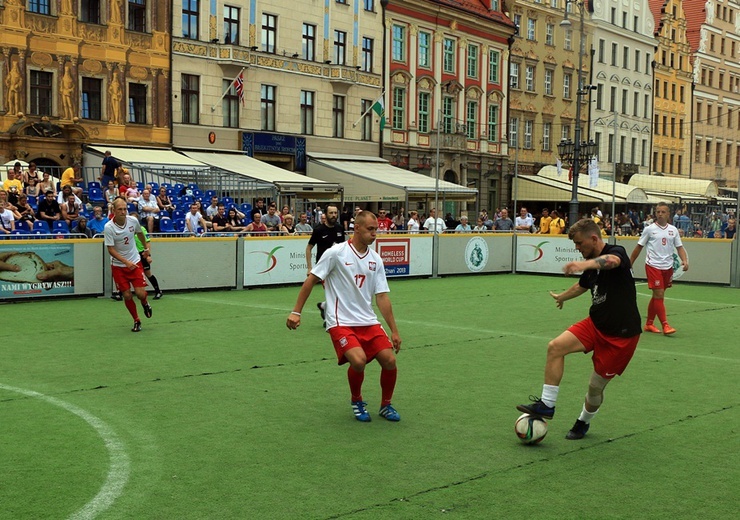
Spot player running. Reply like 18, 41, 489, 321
104, 197, 153, 332
517, 219, 641, 439
629, 202, 689, 335
287, 211, 402, 422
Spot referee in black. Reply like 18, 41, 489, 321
305, 204, 346, 326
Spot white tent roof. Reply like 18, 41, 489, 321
536, 166, 656, 203
181, 151, 342, 197
627, 174, 718, 198
307, 153, 477, 202
87, 146, 208, 169
514, 175, 609, 203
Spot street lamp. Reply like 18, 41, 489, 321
558, 1, 596, 228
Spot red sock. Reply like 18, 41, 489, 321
653, 298, 667, 325
124, 298, 139, 320
380, 368, 397, 407
140, 296, 149, 308
647, 298, 656, 324
347, 367, 364, 402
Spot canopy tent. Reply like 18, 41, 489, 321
307, 153, 477, 202
85, 146, 208, 170
180, 151, 342, 199
536, 166, 658, 203
627, 174, 718, 198
514, 175, 607, 203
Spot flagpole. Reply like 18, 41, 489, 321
210, 66, 246, 112
352, 90, 385, 127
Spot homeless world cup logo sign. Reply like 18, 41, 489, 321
464, 237, 489, 272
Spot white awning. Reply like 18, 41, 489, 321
86, 145, 208, 169
536, 165, 654, 203
307, 153, 477, 202
514, 175, 607, 203
628, 174, 718, 198
180, 151, 342, 198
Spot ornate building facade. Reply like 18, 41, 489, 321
171, 0, 383, 171
0, 0, 171, 169
649, 0, 693, 178
383, 0, 515, 216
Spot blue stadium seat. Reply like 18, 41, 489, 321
15, 220, 31, 232
192, 189, 202, 198
172, 209, 186, 220
159, 217, 175, 233
221, 197, 234, 206
27, 195, 38, 209
87, 181, 101, 190
11, 229, 29, 237
181, 195, 194, 205
33, 220, 51, 233
173, 218, 186, 232
88, 187, 106, 205
187, 183, 199, 191
204, 190, 216, 199
240, 203, 252, 214
127, 203, 138, 214
136, 181, 144, 191
53, 221, 70, 232
149, 182, 159, 191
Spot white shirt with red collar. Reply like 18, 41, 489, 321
638, 221, 683, 270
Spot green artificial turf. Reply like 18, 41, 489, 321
1, 275, 738, 519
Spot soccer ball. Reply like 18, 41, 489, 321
515, 413, 548, 444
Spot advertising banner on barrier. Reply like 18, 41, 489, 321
0, 243, 75, 298
244, 237, 315, 286
515, 235, 582, 274
437, 234, 513, 274
375, 236, 433, 277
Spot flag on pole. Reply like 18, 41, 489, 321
588, 157, 599, 188
556, 157, 562, 176
568, 165, 573, 183
372, 96, 386, 132
233, 71, 245, 105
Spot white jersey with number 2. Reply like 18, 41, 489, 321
311, 241, 390, 329
104, 215, 142, 267
638, 222, 683, 270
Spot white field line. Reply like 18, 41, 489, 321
171, 294, 739, 362
0, 383, 130, 520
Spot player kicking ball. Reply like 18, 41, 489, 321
104, 197, 153, 332
287, 210, 402, 422
517, 219, 642, 439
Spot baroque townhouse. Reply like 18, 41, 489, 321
0, 0, 171, 168
649, 0, 693, 178
172, 0, 383, 170
590, 0, 656, 181
384, 0, 515, 215
686, 0, 740, 187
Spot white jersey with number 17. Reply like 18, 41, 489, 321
311, 241, 390, 329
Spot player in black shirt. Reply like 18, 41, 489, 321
517, 219, 641, 440
305, 204, 346, 326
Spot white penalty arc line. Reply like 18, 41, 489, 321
0, 383, 130, 520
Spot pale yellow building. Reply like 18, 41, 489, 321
0, 0, 171, 171
171, 0, 383, 171
650, 0, 693, 178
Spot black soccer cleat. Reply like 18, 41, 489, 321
516, 396, 555, 420
111, 292, 123, 301
154, 291, 163, 300
565, 419, 590, 440
317, 301, 326, 320
143, 303, 153, 319
131, 320, 142, 332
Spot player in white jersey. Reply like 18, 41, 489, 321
104, 197, 153, 332
287, 211, 402, 422
630, 202, 688, 335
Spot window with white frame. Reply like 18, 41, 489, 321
513, 14, 521, 35
525, 65, 535, 91
392, 87, 405, 130
561, 124, 570, 141
418, 32, 431, 68
488, 104, 499, 142
418, 92, 430, 133
466, 100, 477, 139
563, 73, 571, 98
392, 25, 406, 62
488, 50, 500, 84
443, 96, 454, 133
546, 24, 554, 46
543, 122, 551, 150
544, 69, 553, 96
564, 29, 572, 51
527, 19, 536, 41
510, 62, 520, 89
443, 38, 455, 73
509, 117, 519, 148
524, 120, 533, 149
467, 44, 479, 78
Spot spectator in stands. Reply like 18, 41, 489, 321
73, 216, 94, 238
341, 206, 352, 230
377, 209, 395, 233
104, 180, 118, 212
313, 205, 324, 225
548, 210, 566, 234
138, 188, 160, 233
15, 193, 35, 223
280, 204, 291, 223
100, 151, 119, 187
455, 215, 472, 233
250, 198, 266, 221
125, 183, 140, 204
245, 212, 268, 235
25, 177, 41, 198
89, 205, 109, 235
494, 208, 514, 231
348, 206, 362, 231
538, 208, 551, 234
280, 214, 296, 235
393, 207, 406, 231
480, 209, 493, 230
3, 166, 23, 205
423, 208, 447, 233
724, 218, 736, 239
56, 185, 82, 206
185, 202, 208, 235
262, 203, 282, 233
61, 192, 82, 226
444, 212, 457, 230
38, 171, 56, 196
205, 196, 220, 220
295, 212, 313, 234
473, 216, 488, 233
407, 210, 420, 233
60, 162, 84, 197
0, 201, 15, 234
226, 207, 247, 233
211, 203, 233, 232
515, 207, 534, 233
156, 186, 175, 213
23, 162, 40, 187
118, 171, 134, 196
37, 189, 62, 228
0, 189, 19, 215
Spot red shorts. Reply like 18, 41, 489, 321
328, 324, 392, 365
112, 263, 148, 292
568, 317, 639, 379
645, 264, 673, 289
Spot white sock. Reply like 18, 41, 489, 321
541, 384, 559, 408
320, 301, 326, 310
578, 405, 598, 424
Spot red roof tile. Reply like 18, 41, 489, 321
648, 0, 668, 37
683, 0, 707, 54
429, 0, 515, 27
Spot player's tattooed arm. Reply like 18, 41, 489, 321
593, 254, 621, 270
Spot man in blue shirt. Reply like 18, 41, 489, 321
88, 205, 109, 235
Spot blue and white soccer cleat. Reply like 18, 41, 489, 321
351, 401, 371, 422
379, 404, 401, 422
516, 396, 555, 419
